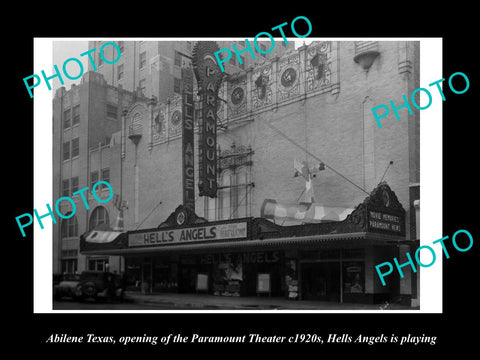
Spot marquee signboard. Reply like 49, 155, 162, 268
367, 210, 404, 235
128, 222, 248, 247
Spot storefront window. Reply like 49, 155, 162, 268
343, 261, 365, 294
212, 257, 243, 296
125, 258, 142, 290
285, 259, 298, 299
152, 258, 178, 292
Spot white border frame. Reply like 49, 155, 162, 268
33, 37, 442, 313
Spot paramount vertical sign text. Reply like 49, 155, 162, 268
193, 42, 224, 198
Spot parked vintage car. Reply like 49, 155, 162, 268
53, 273, 81, 300
77, 271, 124, 301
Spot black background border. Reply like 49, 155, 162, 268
8, 6, 477, 355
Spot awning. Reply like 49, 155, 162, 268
80, 230, 127, 253
85, 230, 122, 243
79, 231, 404, 256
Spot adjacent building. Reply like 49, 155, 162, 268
52, 70, 147, 275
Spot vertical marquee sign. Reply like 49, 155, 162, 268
192, 41, 224, 198
181, 66, 195, 210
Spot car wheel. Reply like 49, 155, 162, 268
82, 282, 97, 299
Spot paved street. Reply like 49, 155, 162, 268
52, 292, 417, 311
53, 299, 196, 310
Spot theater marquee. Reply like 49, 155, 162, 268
128, 222, 248, 247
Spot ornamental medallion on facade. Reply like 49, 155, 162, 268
277, 52, 301, 101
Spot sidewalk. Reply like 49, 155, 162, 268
124, 291, 417, 311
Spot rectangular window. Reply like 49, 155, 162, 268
63, 109, 71, 129
90, 171, 99, 188
71, 176, 79, 194
72, 105, 80, 126
106, 104, 118, 119
117, 63, 124, 80
98, 51, 104, 67
174, 77, 181, 94
101, 168, 110, 183
71, 137, 79, 158
61, 249, 78, 258
139, 51, 146, 69
139, 78, 146, 94
62, 179, 70, 196
88, 258, 108, 272
174, 51, 181, 67
61, 259, 78, 274
62, 218, 78, 238
63, 141, 70, 161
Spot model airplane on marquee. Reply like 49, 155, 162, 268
261, 159, 354, 223
293, 158, 325, 203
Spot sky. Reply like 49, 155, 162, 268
52, 41, 88, 92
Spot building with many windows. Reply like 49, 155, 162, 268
52, 71, 145, 274
55, 40, 420, 306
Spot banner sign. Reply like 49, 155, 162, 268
128, 222, 247, 247
367, 210, 404, 235
193, 41, 224, 198
181, 67, 195, 210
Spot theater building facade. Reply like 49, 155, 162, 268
81, 182, 407, 303
74, 40, 419, 305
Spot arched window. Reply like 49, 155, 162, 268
89, 206, 110, 230
61, 216, 78, 238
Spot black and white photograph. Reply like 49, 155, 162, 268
8, 8, 478, 355
43, 38, 427, 312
